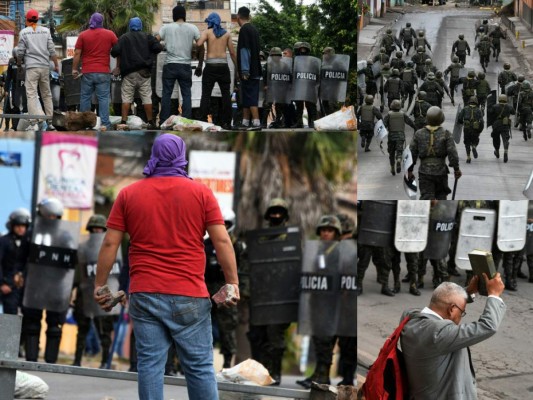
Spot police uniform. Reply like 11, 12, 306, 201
384, 105, 416, 175
444, 60, 463, 101
489, 97, 515, 162
517, 85, 533, 141
399, 25, 417, 55
458, 100, 484, 162
452, 37, 471, 65
357, 97, 383, 152
489, 27, 506, 61
401, 65, 418, 106
410, 95, 432, 130
475, 37, 494, 73
498, 68, 517, 96
419, 76, 444, 107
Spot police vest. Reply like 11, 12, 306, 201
402, 69, 413, 83
464, 106, 480, 129
494, 104, 511, 125
464, 78, 476, 96
450, 64, 461, 79
389, 111, 405, 132
361, 105, 375, 122
477, 80, 490, 96
416, 37, 426, 47
388, 78, 401, 96
414, 101, 426, 118
403, 28, 413, 40
456, 40, 467, 52
479, 41, 491, 55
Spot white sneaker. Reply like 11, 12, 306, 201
47, 123, 56, 131
26, 124, 39, 131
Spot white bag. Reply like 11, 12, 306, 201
216, 358, 274, 386
14, 371, 49, 399
314, 106, 357, 131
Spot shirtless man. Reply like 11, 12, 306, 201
197, 12, 237, 129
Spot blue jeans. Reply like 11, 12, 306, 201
161, 63, 193, 122
80, 73, 111, 129
129, 293, 218, 400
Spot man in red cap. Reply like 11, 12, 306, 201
17, 9, 59, 131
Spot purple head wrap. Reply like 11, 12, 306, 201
143, 134, 190, 178
89, 13, 104, 29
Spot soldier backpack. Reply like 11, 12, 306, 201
362, 316, 410, 400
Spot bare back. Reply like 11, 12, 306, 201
199, 29, 236, 62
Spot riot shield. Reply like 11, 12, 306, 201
78, 233, 122, 318
455, 208, 497, 270
424, 201, 459, 260
374, 119, 388, 144
372, 61, 381, 77
23, 217, 80, 312
486, 90, 497, 127
357, 60, 367, 90
111, 75, 122, 104
526, 201, 533, 255
50, 72, 61, 109
320, 54, 350, 103
291, 56, 321, 103
298, 240, 338, 337
336, 240, 357, 337
266, 57, 292, 104
155, 52, 180, 99
497, 200, 528, 252
62, 58, 81, 107
357, 201, 396, 247
246, 226, 302, 326
403, 175, 418, 200
453, 104, 463, 144
394, 201, 430, 253
525, 168, 533, 200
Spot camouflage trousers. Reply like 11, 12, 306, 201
357, 244, 391, 285
387, 136, 405, 167
418, 172, 451, 200
387, 248, 419, 284
491, 128, 510, 150
419, 257, 449, 287
359, 128, 374, 148
464, 128, 481, 154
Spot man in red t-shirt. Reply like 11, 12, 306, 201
72, 13, 118, 130
94, 134, 239, 400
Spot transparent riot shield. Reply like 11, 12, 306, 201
336, 240, 357, 337
486, 90, 497, 127
372, 61, 381, 77
298, 240, 341, 337
453, 104, 463, 144
246, 226, 302, 326
291, 56, 321, 103
62, 58, 81, 107
266, 56, 292, 104
374, 119, 388, 143
357, 201, 396, 247
424, 201, 458, 260
357, 60, 367, 90
78, 233, 122, 318
526, 201, 533, 255
497, 200, 528, 252
394, 201, 430, 253
320, 54, 350, 103
23, 217, 80, 312
455, 208, 497, 270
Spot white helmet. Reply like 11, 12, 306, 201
37, 198, 64, 219
222, 208, 236, 233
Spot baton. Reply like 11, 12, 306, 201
452, 176, 458, 200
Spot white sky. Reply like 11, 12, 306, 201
231, 0, 318, 13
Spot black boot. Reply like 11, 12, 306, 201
44, 335, 61, 364
355, 281, 363, 296
409, 282, 421, 296
25, 335, 40, 362
269, 351, 283, 386
381, 283, 395, 297
223, 354, 233, 369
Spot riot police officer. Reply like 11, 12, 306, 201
489, 25, 506, 61
435, 71, 454, 108
459, 70, 478, 106
383, 68, 404, 109
390, 51, 406, 73
420, 58, 437, 82
489, 94, 515, 163
384, 99, 416, 176
359, 59, 378, 97
419, 72, 444, 107
400, 23, 417, 55
498, 63, 517, 96
372, 47, 390, 67
412, 46, 430, 81
381, 29, 402, 57
0, 208, 31, 315
410, 91, 432, 130
475, 71, 491, 112
72, 214, 115, 369
357, 95, 383, 152
291, 42, 318, 128
475, 36, 494, 73
517, 80, 533, 141
458, 96, 484, 164
408, 107, 462, 200
452, 34, 471, 65
401, 61, 418, 107
414, 30, 431, 53
444, 56, 464, 103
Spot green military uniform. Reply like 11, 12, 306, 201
459, 73, 478, 106
452, 35, 471, 65
410, 94, 432, 130
357, 95, 383, 152
475, 73, 491, 111
401, 63, 418, 106
475, 36, 494, 72
387, 248, 420, 295
412, 47, 430, 80
497, 66, 517, 96
384, 102, 416, 175
419, 75, 444, 107
489, 96, 515, 162
384, 71, 403, 108
418, 256, 449, 289
489, 27, 506, 61
517, 83, 533, 141
458, 99, 484, 162
435, 72, 453, 108
400, 24, 417, 55
444, 58, 463, 101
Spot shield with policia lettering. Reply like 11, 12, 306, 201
292, 55, 321, 103
23, 217, 80, 313
78, 233, 123, 318
298, 240, 356, 337
245, 226, 302, 325
266, 56, 292, 104
320, 54, 350, 103
424, 200, 458, 260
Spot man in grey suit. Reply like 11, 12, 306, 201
400, 274, 506, 400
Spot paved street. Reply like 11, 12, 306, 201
357, 5, 533, 199
357, 256, 533, 399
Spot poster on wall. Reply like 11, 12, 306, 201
188, 150, 237, 212
0, 31, 15, 66
38, 133, 98, 209
66, 37, 78, 59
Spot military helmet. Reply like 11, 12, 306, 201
5, 208, 31, 231
391, 99, 402, 111
418, 91, 427, 100
264, 198, 289, 220
406, 22, 411, 28
483, 19, 488, 24
504, 62, 511, 70
483, 35, 489, 41
336, 213, 355, 235
498, 94, 508, 103
477, 72, 485, 79
425, 59, 432, 65
452, 56, 459, 63
469, 96, 478, 105
222, 208, 236, 234
407, 61, 414, 68
380, 46, 386, 53
417, 46, 424, 52
383, 62, 391, 69
315, 215, 342, 237
436, 71, 443, 78
427, 72, 435, 80
459, 34, 465, 40
367, 59, 374, 65
37, 198, 64, 219
522, 81, 531, 91
293, 41, 303, 50
418, 30, 424, 37
86, 214, 107, 231
518, 75, 525, 83
426, 106, 445, 126
365, 95, 374, 105
386, 28, 392, 34
391, 68, 400, 77
396, 51, 403, 58
495, 25, 501, 30
467, 70, 476, 78
298, 42, 311, 51
323, 46, 335, 55
269, 47, 282, 56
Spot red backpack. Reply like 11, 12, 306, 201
362, 316, 410, 400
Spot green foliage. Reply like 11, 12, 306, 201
58, 0, 159, 36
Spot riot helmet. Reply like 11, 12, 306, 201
522, 81, 531, 91
467, 70, 476, 78
293, 41, 303, 51
452, 56, 459, 63
86, 214, 107, 232
395, 51, 403, 59
426, 106, 445, 126
518, 75, 525, 83
383, 63, 391, 70
6, 208, 31, 232
436, 71, 443, 79
407, 61, 414, 68
315, 215, 342, 237
336, 213, 355, 235
418, 91, 427, 100
498, 94, 508, 103
380, 47, 386, 53
406, 23, 411, 28
427, 72, 435, 80
418, 30, 424, 37
367, 59, 374, 65
269, 47, 282, 57
37, 198, 64, 219
322, 47, 335, 56
477, 72, 485, 80
469, 96, 478, 105
459, 34, 465, 40
425, 59, 432, 65
503, 62, 511, 70
417, 46, 424, 53
391, 99, 402, 111
386, 29, 392, 34
299, 42, 311, 51
222, 208, 236, 234
365, 95, 374, 105
391, 68, 400, 77
264, 198, 289, 225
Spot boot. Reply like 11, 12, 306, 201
472, 146, 478, 158
390, 165, 396, 176
466, 156, 471, 164
494, 149, 500, 159
25, 335, 40, 362
355, 281, 363, 296
401, 273, 411, 283
393, 272, 401, 293
504, 150, 508, 163
395, 159, 401, 174
381, 283, 395, 297
223, 354, 233, 369
417, 274, 425, 289
338, 364, 356, 386
269, 351, 283, 386
361, 138, 366, 148
409, 281, 421, 296
44, 335, 61, 364
365, 145, 371, 152
101, 344, 110, 369
313, 363, 331, 385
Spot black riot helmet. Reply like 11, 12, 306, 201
6, 208, 31, 232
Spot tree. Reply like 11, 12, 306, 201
58, 0, 159, 36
